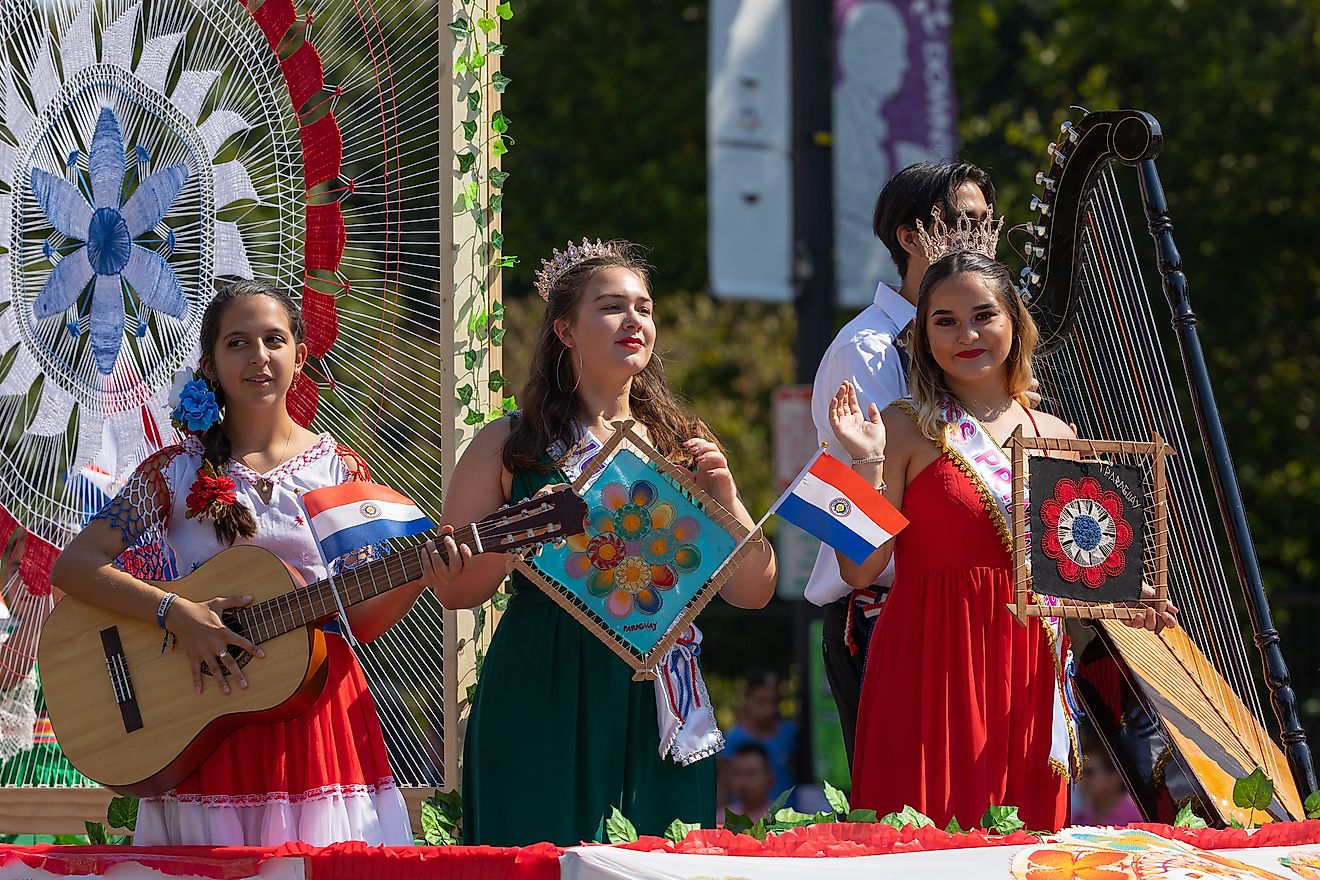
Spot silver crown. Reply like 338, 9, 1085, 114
534, 238, 623, 300
914, 205, 1005, 263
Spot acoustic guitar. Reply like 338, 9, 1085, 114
38, 487, 586, 796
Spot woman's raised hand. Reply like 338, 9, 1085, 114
686, 438, 737, 509
828, 382, 886, 461
419, 527, 473, 599
164, 595, 264, 696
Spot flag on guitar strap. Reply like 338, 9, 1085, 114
300, 482, 435, 560
768, 449, 908, 565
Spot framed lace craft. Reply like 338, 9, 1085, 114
515, 420, 757, 679
1005, 429, 1173, 622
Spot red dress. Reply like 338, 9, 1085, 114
850, 452, 1067, 831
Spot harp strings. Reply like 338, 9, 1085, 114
1035, 166, 1277, 774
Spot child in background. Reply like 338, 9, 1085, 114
721, 667, 799, 801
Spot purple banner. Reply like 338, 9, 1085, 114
833, 0, 957, 308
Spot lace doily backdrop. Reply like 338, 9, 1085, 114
0, 0, 494, 805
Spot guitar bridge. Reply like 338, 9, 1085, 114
100, 627, 143, 733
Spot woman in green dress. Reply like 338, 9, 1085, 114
430, 240, 777, 846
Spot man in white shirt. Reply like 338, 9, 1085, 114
808, 161, 995, 768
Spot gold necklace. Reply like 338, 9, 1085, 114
242, 424, 294, 497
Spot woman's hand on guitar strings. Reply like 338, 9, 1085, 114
165, 595, 263, 695
1120, 582, 1179, 633
420, 528, 472, 599
829, 382, 886, 462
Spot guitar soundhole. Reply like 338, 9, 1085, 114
201, 613, 257, 678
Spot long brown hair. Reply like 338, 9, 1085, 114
504, 241, 714, 472
907, 251, 1038, 440
198, 278, 307, 544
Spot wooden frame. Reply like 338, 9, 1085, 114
514, 420, 761, 680
1005, 428, 1174, 624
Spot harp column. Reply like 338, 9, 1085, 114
1138, 159, 1318, 798
439, 0, 505, 791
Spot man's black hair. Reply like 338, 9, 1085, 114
872, 162, 996, 278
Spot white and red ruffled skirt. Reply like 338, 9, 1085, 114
135, 634, 412, 846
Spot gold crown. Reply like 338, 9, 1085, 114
914, 205, 1005, 263
534, 238, 625, 300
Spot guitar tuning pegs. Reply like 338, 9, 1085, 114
1047, 142, 1067, 165
1029, 244, 1045, 258
1035, 172, 1056, 192
1030, 196, 1051, 216
1061, 121, 1081, 143
1030, 224, 1047, 239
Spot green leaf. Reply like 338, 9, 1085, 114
490, 230, 505, 250
456, 151, 476, 173
1232, 766, 1275, 811
604, 806, 638, 843
722, 810, 752, 834
453, 56, 469, 77
1305, 790, 1320, 819
492, 111, 510, 134
663, 818, 700, 844
491, 300, 505, 321
896, 805, 935, 828
489, 194, 503, 214
500, 395, 517, 413
490, 326, 507, 346
979, 805, 1025, 835
490, 590, 511, 611
488, 370, 508, 392
85, 821, 109, 845
496, 2, 513, 20
467, 90, 481, 112
772, 807, 815, 826
462, 120, 478, 141
463, 181, 479, 211
472, 602, 486, 641
419, 789, 462, 846
878, 811, 905, 829
470, 52, 486, 70
447, 17, 470, 38
491, 137, 509, 157
945, 816, 965, 834
823, 780, 850, 815
487, 42, 507, 56
490, 170, 510, 188
746, 819, 768, 841
107, 796, 138, 831
464, 348, 482, 370
1229, 817, 1245, 829
1174, 802, 1209, 829
464, 409, 486, 426
811, 811, 838, 824
492, 72, 512, 93
419, 802, 456, 845
465, 682, 478, 704
845, 808, 878, 823
476, 16, 496, 34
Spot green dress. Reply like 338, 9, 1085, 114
461, 457, 716, 846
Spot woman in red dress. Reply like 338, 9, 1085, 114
829, 251, 1175, 831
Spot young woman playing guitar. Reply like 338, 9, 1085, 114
52, 279, 445, 845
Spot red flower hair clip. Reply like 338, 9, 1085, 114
186, 461, 238, 522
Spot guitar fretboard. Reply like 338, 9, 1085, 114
226, 523, 477, 644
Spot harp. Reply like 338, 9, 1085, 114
1018, 109, 1317, 824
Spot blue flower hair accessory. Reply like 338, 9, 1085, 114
170, 372, 221, 434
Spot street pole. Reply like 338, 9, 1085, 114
790, 0, 833, 787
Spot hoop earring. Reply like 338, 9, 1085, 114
554, 348, 582, 394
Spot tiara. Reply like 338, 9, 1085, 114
914, 205, 1005, 263
534, 238, 622, 300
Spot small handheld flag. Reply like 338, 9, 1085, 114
300, 481, 435, 560
767, 450, 908, 565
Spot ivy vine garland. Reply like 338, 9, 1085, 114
451, 0, 517, 429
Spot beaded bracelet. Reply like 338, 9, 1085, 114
851, 454, 886, 465
156, 592, 178, 630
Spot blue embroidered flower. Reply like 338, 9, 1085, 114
30, 107, 191, 375
170, 379, 220, 433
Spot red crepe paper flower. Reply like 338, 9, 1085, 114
1040, 476, 1133, 588
185, 462, 238, 522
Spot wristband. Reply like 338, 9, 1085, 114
156, 592, 178, 629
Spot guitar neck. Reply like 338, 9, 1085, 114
233, 524, 476, 643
